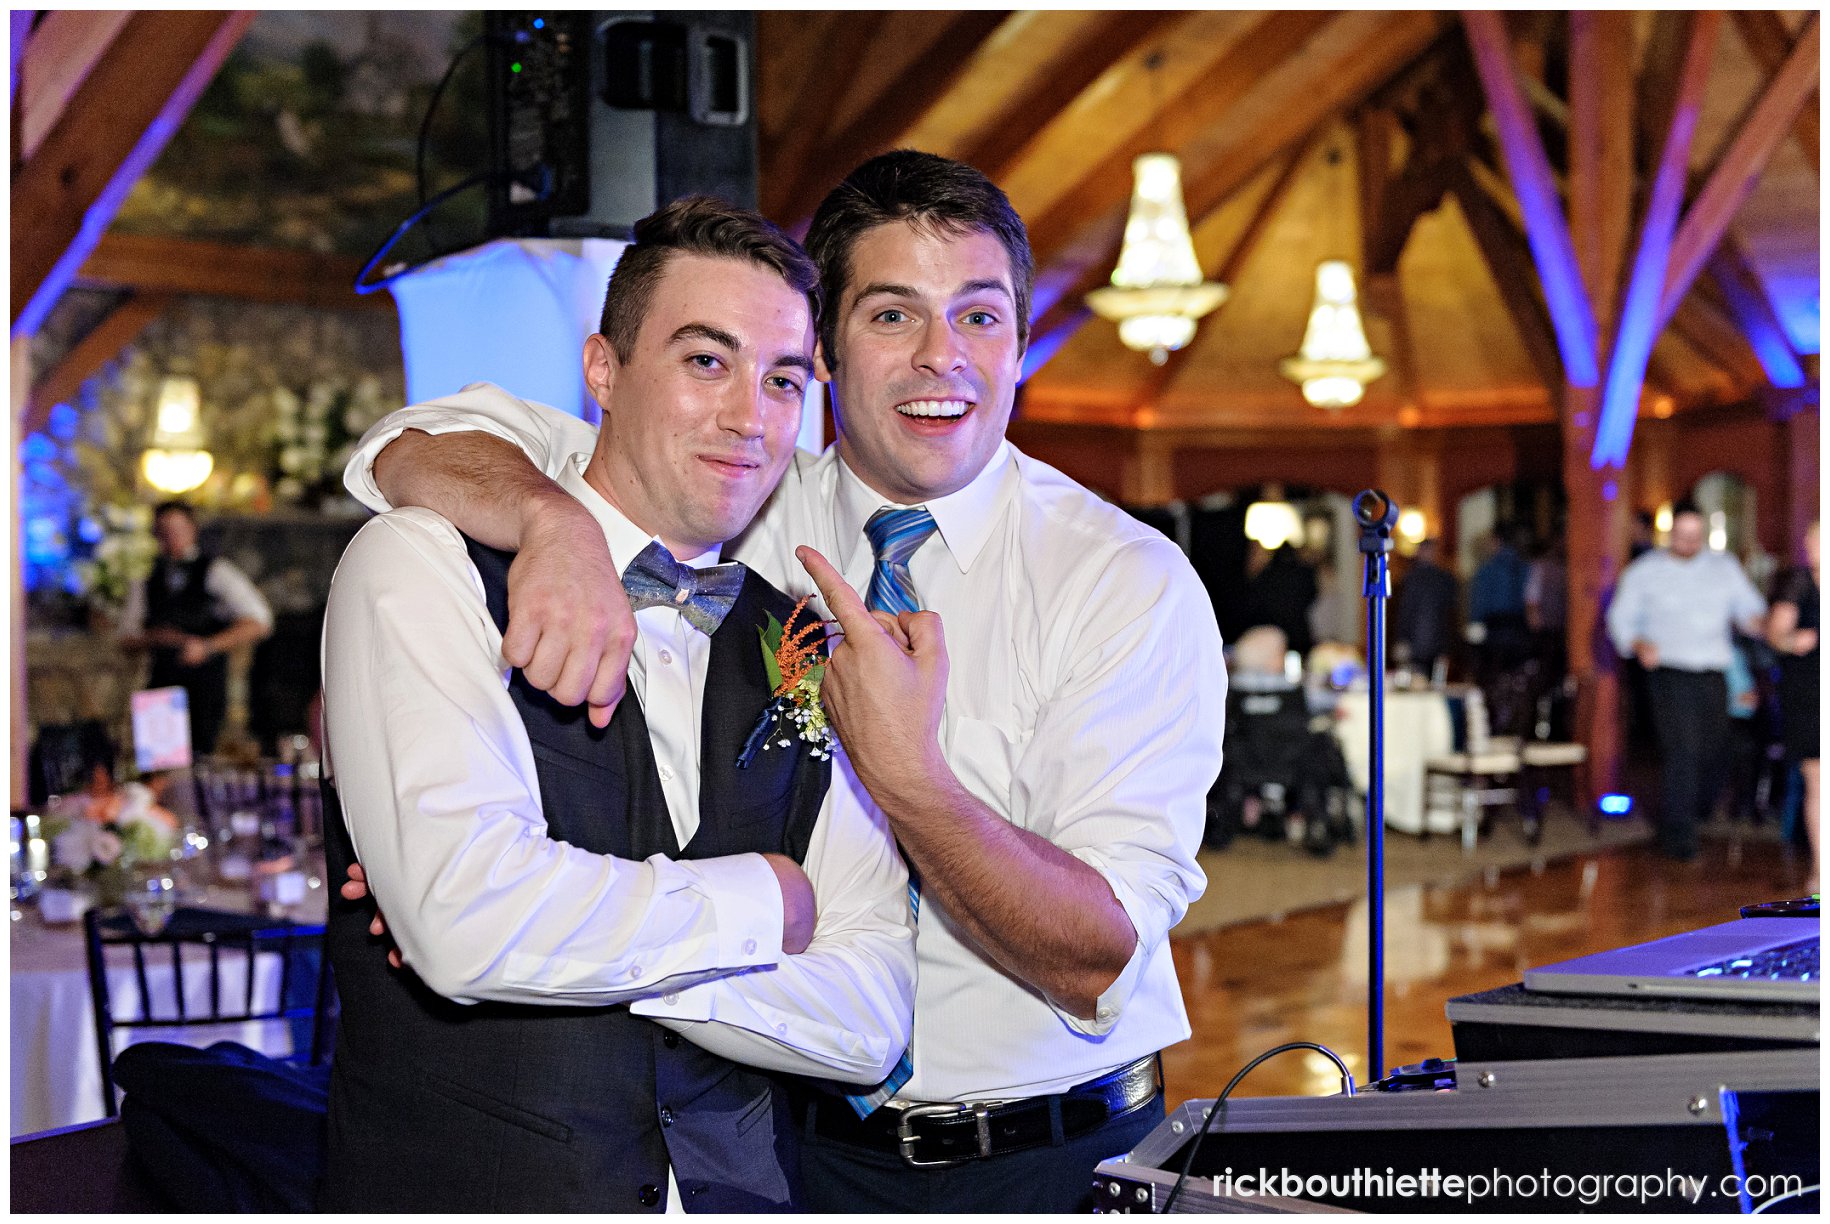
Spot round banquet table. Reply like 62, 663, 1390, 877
10, 877, 327, 1138
1332, 687, 1457, 835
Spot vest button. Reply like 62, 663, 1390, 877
660, 1106, 675, 1127
663, 1033, 681, 1049
638, 1184, 661, 1207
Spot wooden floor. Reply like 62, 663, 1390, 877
1161, 830, 1813, 1108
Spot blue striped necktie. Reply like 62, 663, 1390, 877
844, 504, 936, 1116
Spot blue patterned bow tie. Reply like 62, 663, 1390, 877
621, 540, 746, 636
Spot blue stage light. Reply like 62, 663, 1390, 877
1599, 793, 1633, 816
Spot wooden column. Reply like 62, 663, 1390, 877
1786, 407, 1820, 555
1119, 433, 1176, 506
12, 335, 31, 806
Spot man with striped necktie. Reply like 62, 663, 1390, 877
344, 152, 1226, 1211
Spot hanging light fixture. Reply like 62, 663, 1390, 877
1087, 153, 1228, 366
141, 375, 214, 494
1279, 260, 1387, 409
1279, 143, 1386, 410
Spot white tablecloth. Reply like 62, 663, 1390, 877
10, 879, 325, 1138
1333, 688, 1456, 834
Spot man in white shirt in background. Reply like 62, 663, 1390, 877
1607, 500, 1768, 861
343, 151, 1226, 1212
319, 197, 912, 1212
118, 500, 273, 754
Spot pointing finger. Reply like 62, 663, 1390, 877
796, 546, 880, 642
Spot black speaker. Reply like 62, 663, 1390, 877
484, 10, 757, 240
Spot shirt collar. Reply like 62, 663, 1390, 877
558, 454, 723, 578
832, 441, 1013, 575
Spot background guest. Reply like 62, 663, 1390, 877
1768, 521, 1819, 887
1392, 538, 1458, 678
116, 502, 272, 755
1243, 543, 1319, 660
1607, 502, 1767, 861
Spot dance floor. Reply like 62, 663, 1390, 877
1162, 833, 1812, 1108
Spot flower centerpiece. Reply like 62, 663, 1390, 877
43, 782, 181, 908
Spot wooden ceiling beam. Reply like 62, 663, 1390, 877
757, 14, 883, 219
76, 231, 394, 315
1702, 238, 1803, 387
15, 10, 133, 163
1731, 10, 1819, 172
772, 11, 1013, 230
1567, 11, 1637, 337
1588, 12, 1720, 466
12, 10, 251, 337
20, 290, 172, 436
1657, 13, 1819, 331
1462, 9, 1598, 387
1446, 162, 1565, 395
1023, 11, 1337, 266
958, 10, 1183, 183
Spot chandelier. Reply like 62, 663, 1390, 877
1279, 259, 1386, 409
1086, 153, 1228, 366
141, 375, 214, 494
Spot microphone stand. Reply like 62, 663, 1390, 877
1353, 489, 1397, 1084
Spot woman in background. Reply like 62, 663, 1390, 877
1768, 522, 1819, 890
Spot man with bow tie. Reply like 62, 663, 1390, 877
317, 197, 914, 1212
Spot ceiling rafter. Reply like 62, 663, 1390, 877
1656, 12, 1820, 330
12, 10, 252, 337
14, 10, 133, 163
76, 231, 394, 315
956, 10, 1184, 183
1022, 11, 1337, 268
21, 291, 172, 436
771, 11, 1013, 231
1730, 10, 1819, 172
757, 14, 884, 220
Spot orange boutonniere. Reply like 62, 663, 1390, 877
737, 596, 836, 768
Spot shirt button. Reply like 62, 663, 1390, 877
658, 764, 674, 781
658, 648, 673, 665
638, 1184, 661, 1208
662, 992, 679, 1005
742, 938, 757, 955
775, 1022, 788, 1036
629, 965, 643, 980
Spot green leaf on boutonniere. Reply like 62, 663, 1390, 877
759, 612, 784, 691
804, 663, 825, 690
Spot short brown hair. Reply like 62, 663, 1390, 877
597, 195, 820, 361
804, 150, 1033, 372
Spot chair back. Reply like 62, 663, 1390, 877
82, 906, 333, 1118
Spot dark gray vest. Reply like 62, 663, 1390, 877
322, 535, 828, 1212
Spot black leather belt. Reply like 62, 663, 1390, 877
803, 1053, 1162, 1168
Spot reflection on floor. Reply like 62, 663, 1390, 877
1163, 834, 1813, 1108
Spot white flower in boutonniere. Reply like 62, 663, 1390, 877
737, 596, 837, 768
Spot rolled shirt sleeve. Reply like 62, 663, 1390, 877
342, 383, 596, 512
204, 558, 273, 631
322, 508, 782, 1007
630, 751, 916, 1084
1007, 537, 1225, 1035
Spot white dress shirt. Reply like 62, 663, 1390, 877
322, 455, 914, 1089
345, 383, 1226, 1103
118, 553, 274, 638
1606, 547, 1767, 672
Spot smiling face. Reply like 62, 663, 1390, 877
1670, 510, 1706, 559
821, 221, 1023, 505
583, 252, 815, 557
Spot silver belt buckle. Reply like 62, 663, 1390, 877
895, 1102, 993, 1168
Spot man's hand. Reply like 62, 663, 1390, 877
503, 495, 636, 729
796, 546, 950, 809
178, 636, 211, 666
762, 853, 816, 955
340, 862, 403, 969
1633, 639, 1660, 670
